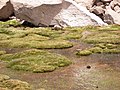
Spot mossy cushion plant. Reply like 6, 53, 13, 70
0, 24, 73, 49
0, 74, 32, 90
83, 25, 120, 44
0, 49, 72, 73
0, 51, 6, 55
77, 25, 120, 56
76, 43, 120, 56
0, 38, 73, 49
0, 20, 21, 28
76, 50, 92, 56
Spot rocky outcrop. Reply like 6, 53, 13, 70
11, 0, 64, 26
0, 0, 14, 20
11, 0, 105, 27
89, 0, 120, 25
11, 0, 107, 27
0, 0, 120, 26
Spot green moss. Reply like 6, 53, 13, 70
58, 32, 82, 40
103, 49, 120, 54
98, 24, 120, 31
105, 44, 117, 49
33, 65, 56, 73
0, 39, 73, 49
76, 50, 92, 56
29, 40, 73, 49
22, 34, 49, 41
82, 25, 120, 55
0, 74, 31, 90
0, 28, 14, 35
83, 25, 120, 45
0, 51, 6, 55
0, 49, 72, 73
0, 27, 73, 49
0, 20, 21, 28
0, 74, 10, 82
84, 32, 120, 44
76, 44, 120, 56
95, 44, 106, 49
0, 34, 10, 40
25, 28, 63, 39
76, 46, 120, 56
89, 47, 103, 53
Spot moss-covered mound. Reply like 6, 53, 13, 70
83, 25, 120, 44
0, 51, 6, 56
0, 49, 72, 73
76, 50, 92, 56
0, 38, 73, 49
0, 20, 21, 28
76, 25, 120, 56
0, 74, 31, 90
76, 43, 120, 56
0, 24, 74, 49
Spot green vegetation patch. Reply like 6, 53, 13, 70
0, 51, 6, 56
76, 50, 92, 56
76, 43, 120, 56
84, 32, 120, 44
0, 39, 73, 49
0, 25, 74, 49
0, 74, 31, 90
78, 25, 120, 56
0, 49, 72, 73
0, 20, 21, 28
83, 25, 120, 44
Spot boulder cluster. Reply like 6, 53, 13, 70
0, 0, 120, 27
88, 0, 120, 24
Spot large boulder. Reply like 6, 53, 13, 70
11, 0, 64, 26
11, 0, 106, 27
0, 0, 14, 20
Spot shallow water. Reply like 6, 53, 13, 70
0, 42, 120, 90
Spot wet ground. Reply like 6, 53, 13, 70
0, 42, 120, 90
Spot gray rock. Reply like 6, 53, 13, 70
0, 0, 14, 20
11, 0, 105, 27
104, 6, 120, 24
11, 0, 64, 26
90, 6, 105, 15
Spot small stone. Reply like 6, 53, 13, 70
86, 65, 91, 69
96, 86, 99, 88
52, 25, 63, 30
